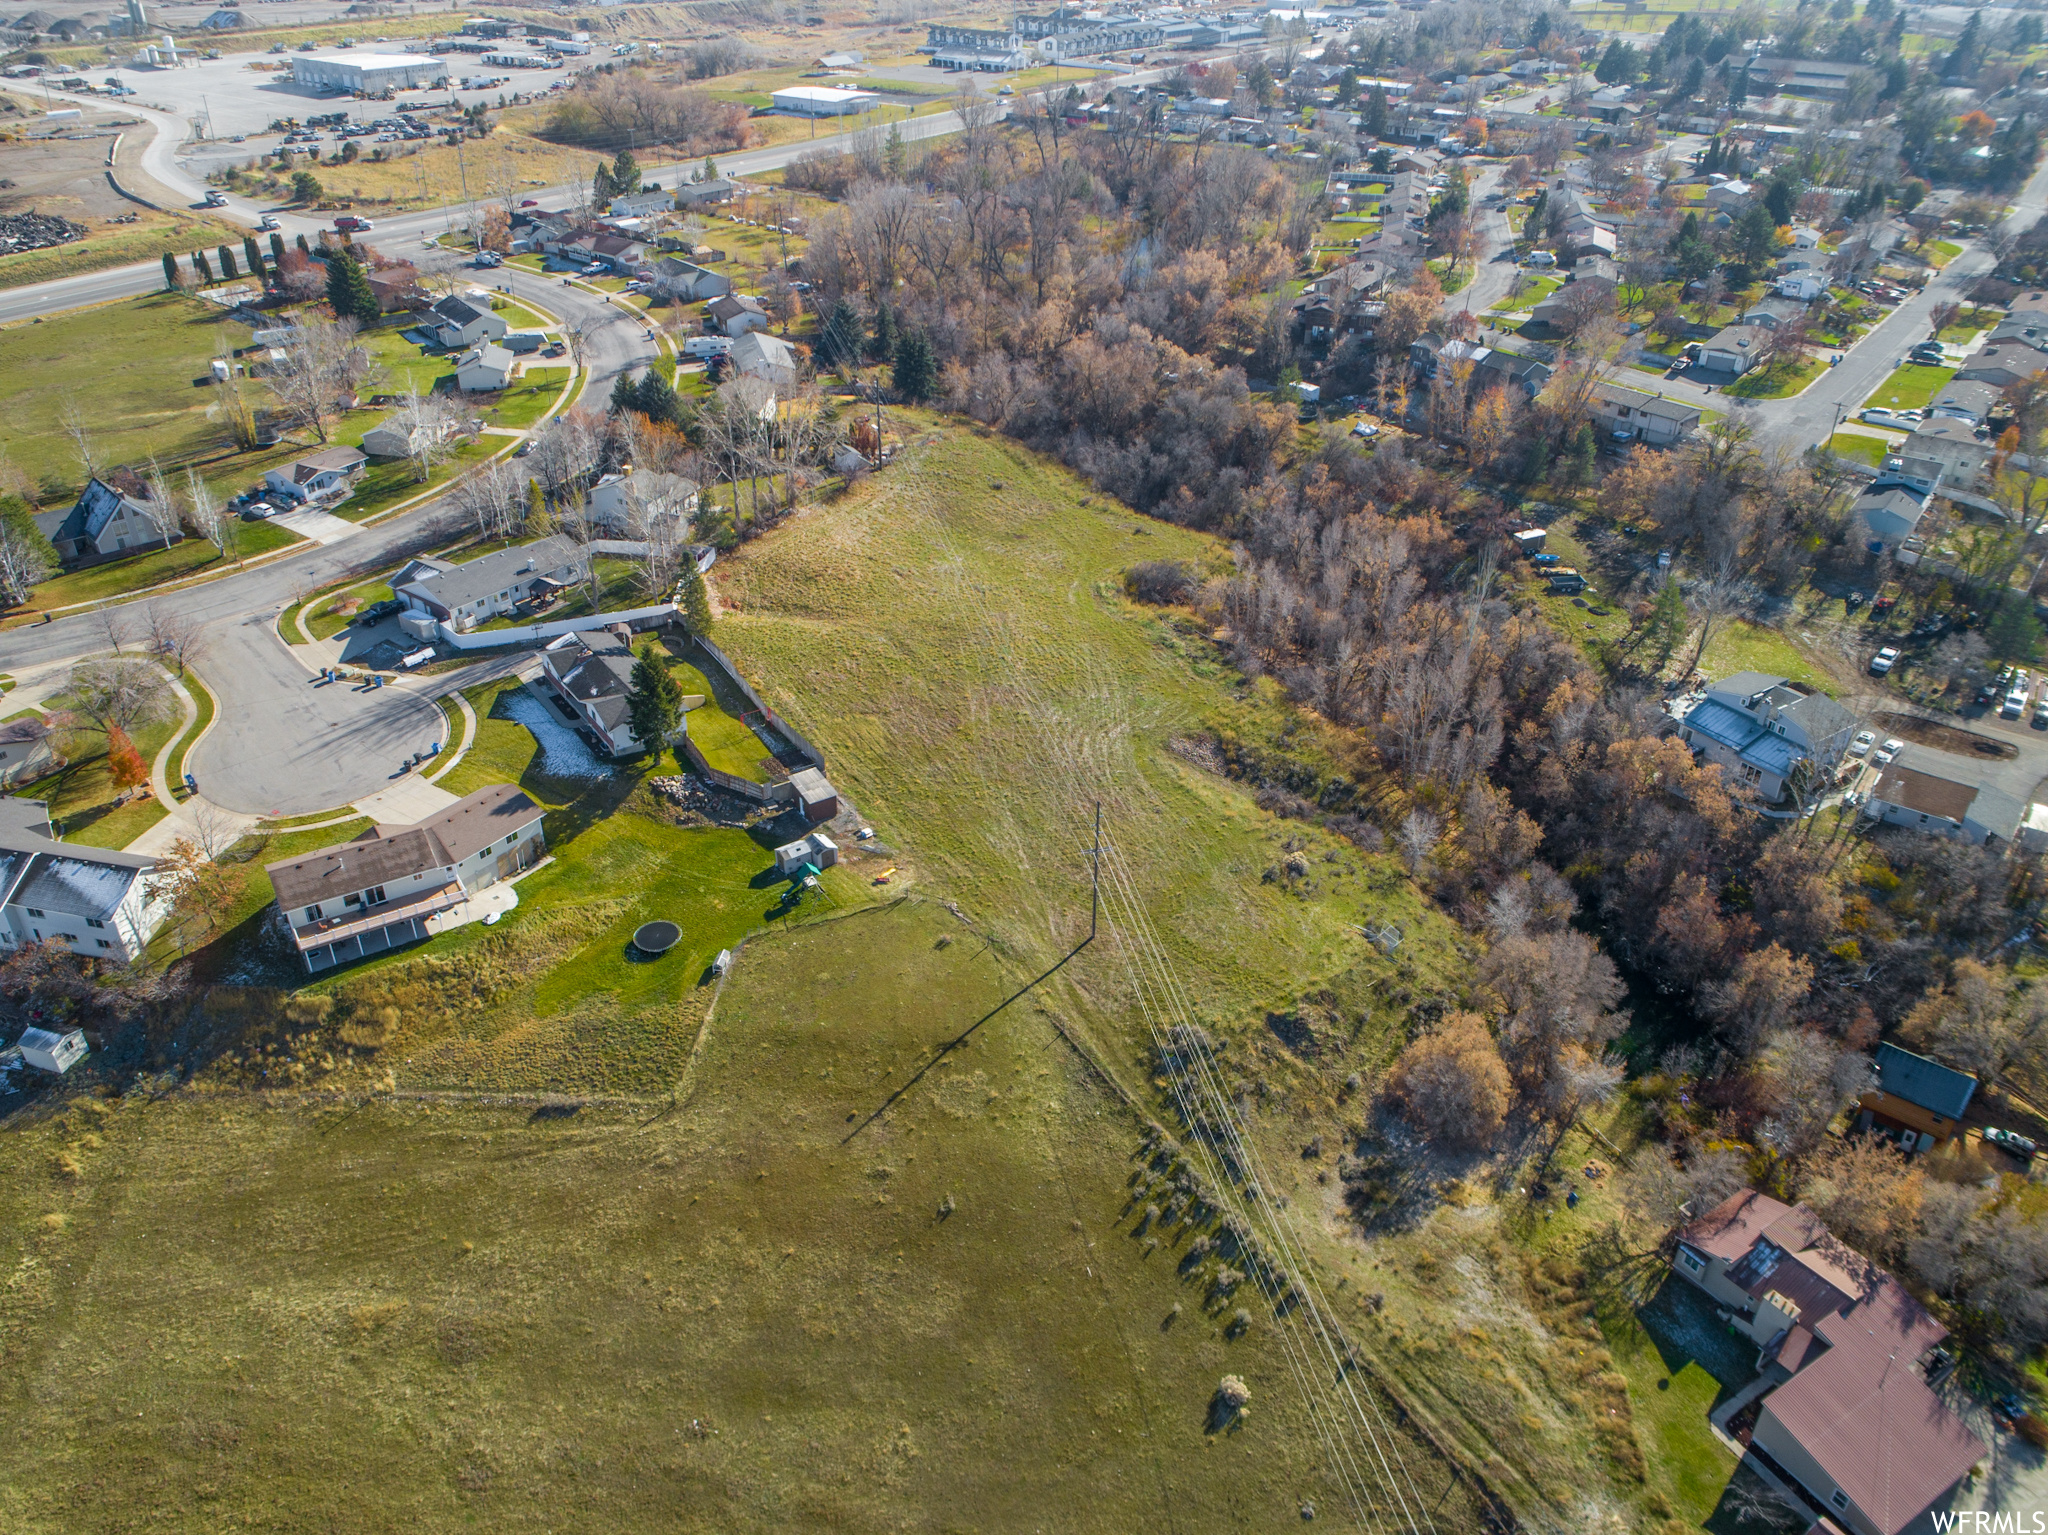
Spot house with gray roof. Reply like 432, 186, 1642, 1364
538, 630, 643, 757
1856, 1041, 1976, 1150
1905, 414, 1993, 492
648, 256, 731, 303
394, 534, 587, 631
35, 477, 181, 567
429, 294, 508, 350
1591, 382, 1701, 446
265, 783, 546, 972
1674, 671, 1860, 803
0, 798, 166, 962
1929, 378, 2001, 428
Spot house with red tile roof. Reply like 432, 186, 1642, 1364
1673, 1190, 1984, 1535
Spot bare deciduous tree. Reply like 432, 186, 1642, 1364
65, 656, 173, 736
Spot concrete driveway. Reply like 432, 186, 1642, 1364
184, 613, 447, 816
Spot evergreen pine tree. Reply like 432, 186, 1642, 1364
610, 368, 641, 414
526, 477, 548, 535
593, 160, 617, 207
270, 232, 287, 267
218, 245, 238, 280
892, 330, 936, 401
870, 300, 898, 362
325, 248, 379, 326
625, 645, 683, 760
1518, 435, 1550, 484
819, 297, 863, 371
884, 122, 906, 177
1650, 579, 1687, 662
1564, 424, 1598, 486
634, 368, 682, 426
1989, 591, 2043, 661
1366, 82, 1390, 139
680, 564, 713, 634
612, 149, 641, 197
193, 249, 213, 282
162, 251, 179, 290
244, 235, 265, 278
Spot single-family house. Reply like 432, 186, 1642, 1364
648, 256, 731, 303
1564, 223, 1617, 261
539, 630, 644, 756
395, 534, 588, 630
1741, 296, 1810, 332
1954, 334, 2048, 389
1855, 1041, 1976, 1151
429, 294, 508, 350
1473, 348, 1552, 399
1864, 748, 2027, 847
367, 262, 423, 313
1905, 415, 1994, 492
1929, 379, 2001, 429
1673, 671, 1860, 802
263, 445, 367, 506
1700, 324, 1770, 376
1530, 274, 1616, 330
1853, 482, 1933, 546
454, 342, 517, 392
607, 188, 674, 218
0, 717, 56, 789
361, 414, 458, 460
1774, 271, 1828, 301
1704, 178, 1754, 213
587, 233, 647, 273
34, 477, 180, 566
588, 468, 700, 536
0, 798, 168, 962
1789, 226, 1822, 249
728, 330, 800, 389
265, 783, 547, 973
1672, 1189, 1984, 1535
675, 178, 738, 208
706, 294, 768, 337
1590, 382, 1702, 447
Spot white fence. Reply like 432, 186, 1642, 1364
434, 602, 678, 651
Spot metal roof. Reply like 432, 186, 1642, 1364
1873, 1041, 1976, 1120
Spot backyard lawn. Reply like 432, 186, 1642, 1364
1699, 618, 1837, 695
1492, 273, 1561, 312
1864, 362, 1955, 411
1599, 1278, 1749, 1525
668, 646, 775, 783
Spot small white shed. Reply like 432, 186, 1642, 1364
773, 831, 839, 875
17, 1026, 87, 1075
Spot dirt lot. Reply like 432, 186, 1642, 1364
1874, 710, 2019, 760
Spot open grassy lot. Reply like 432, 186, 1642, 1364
0, 214, 240, 291
1863, 361, 1955, 412
1827, 431, 1890, 468
1723, 355, 1825, 400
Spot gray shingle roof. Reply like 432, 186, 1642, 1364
397, 535, 586, 617
1873, 1041, 1976, 1119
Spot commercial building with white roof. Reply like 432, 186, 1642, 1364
292, 52, 451, 92
770, 85, 879, 116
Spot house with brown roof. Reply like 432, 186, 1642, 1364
264, 784, 546, 973
1673, 1190, 1984, 1535
1863, 747, 2027, 847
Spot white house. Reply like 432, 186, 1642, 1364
608, 188, 675, 218
648, 256, 731, 302
265, 783, 547, 973
263, 444, 367, 506
429, 294, 508, 350
728, 331, 799, 388
1774, 271, 1828, 300
1672, 670, 1860, 802
0, 799, 168, 963
1864, 747, 2027, 847
589, 468, 700, 535
394, 534, 587, 629
1590, 382, 1702, 447
454, 342, 517, 392
706, 294, 768, 337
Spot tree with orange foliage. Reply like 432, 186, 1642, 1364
1385, 1011, 1512, 1147
106, 724, 148, 795
1958, 110, 1997, 146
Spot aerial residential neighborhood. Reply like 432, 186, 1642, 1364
3, 0, 2048, 1530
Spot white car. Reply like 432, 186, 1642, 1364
1860, 407, 1898, 425
1848, 730, 1876, 757
1869, 646, 1901, 675
1873, 742, 1900, 766
2007, 688, 2030, 718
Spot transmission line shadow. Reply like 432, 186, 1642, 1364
840, 936, 1092, 1144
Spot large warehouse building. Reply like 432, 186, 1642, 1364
292, 52, 450, 93
769, 85, 879, 116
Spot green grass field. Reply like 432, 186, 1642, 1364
20, 711, 180, 849
305, 578, 397, 641
4, 521, 303, 622
1863, 362, 1955, 412
1827, 432, 1890, 468
1723, 355, 1824, 400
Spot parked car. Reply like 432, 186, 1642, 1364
513, 439, 535, 457
1873, 737, 1904, 766
1869, 646, 1901, 675
2006, 686, 2029, 717
1848, 730, 1876, 757
1860, 407, 1898, 425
